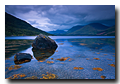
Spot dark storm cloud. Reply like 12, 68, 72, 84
5, 5, 115, 31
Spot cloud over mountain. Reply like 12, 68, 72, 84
5, 5, 115, 31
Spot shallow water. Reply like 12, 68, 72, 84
5, 36, 115, 79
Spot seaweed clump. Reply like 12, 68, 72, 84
73, 67, 84, 70
92, 67, 103, 71
93, 58, 100, 60
40, 72, 58, 79
101, 75, 106, 79
46, 61, 54, 64
24, 76, 38, 79
108, 64, 115, 67
6, 73, 26, 79
8, 65, 22, 71
56, 57, 70, 61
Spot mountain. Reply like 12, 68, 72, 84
48, 30, 66, 35
66, 23, 115, 36
5, 12, 52, 36
96, 25, 115, 36
66, 25, 84, 34
88, 23, 109, 30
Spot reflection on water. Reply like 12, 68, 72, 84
67, 38, 115, 49
32, 48, 56, 61
5, 40, 33, 58
5, 37, 115, 79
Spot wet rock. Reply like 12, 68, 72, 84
32, 34, 58, 50
14, 53, 32, 64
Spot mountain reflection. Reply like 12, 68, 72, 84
32, 48, 55, 61
67, 38, 115, 49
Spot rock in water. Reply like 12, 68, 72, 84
14, 53, 32, 64
32, 34, 58, 50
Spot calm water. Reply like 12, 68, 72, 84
5, 36, 115, 39
5, 36, 115, 79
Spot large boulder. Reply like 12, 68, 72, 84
32, 34, 58, 50
14, 53, 32, 64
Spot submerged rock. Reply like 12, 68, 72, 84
32, 34, 58, 50
14, 53, 32, 64
32, 48, 55, 61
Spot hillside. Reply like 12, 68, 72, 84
66, 25, 84, 34
66, 23, 115, 36
96, 25, 115, 36
48, 30, 66, 35
5, 12, 52, 36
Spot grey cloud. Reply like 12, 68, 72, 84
5, 5, 115, 31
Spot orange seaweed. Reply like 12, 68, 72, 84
101, 75, 106, 79
80, 43, 87, 45
6, 73, 26, 79
41, 73, 58, 79
73, 67, 79, 70
56, 57, 69, 61
46, 61, 54, 64
93, 58, 100, 60
97, 53, 100, 54
25, 76, 38, 79
8, 65, 22, 71
110, 64, 115, 67
78, 67, 84, 70
51, 58, 53, 60
19, 74, 26, 77
73, 67, 84, 70
92, 67, 103, 71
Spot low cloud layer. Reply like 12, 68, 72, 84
5, 5, 115, 31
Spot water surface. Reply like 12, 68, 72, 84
5, 36, 115, 40
5, 36, 115, 79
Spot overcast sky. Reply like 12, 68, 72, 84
5, 5, 115, 31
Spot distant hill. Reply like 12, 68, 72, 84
65, 23, 115, 36
88, 23, 109, 30
5, 12, 52, 36
66, 25, 84, 34
96, 25, 115, 36
48, 30, 66, 35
